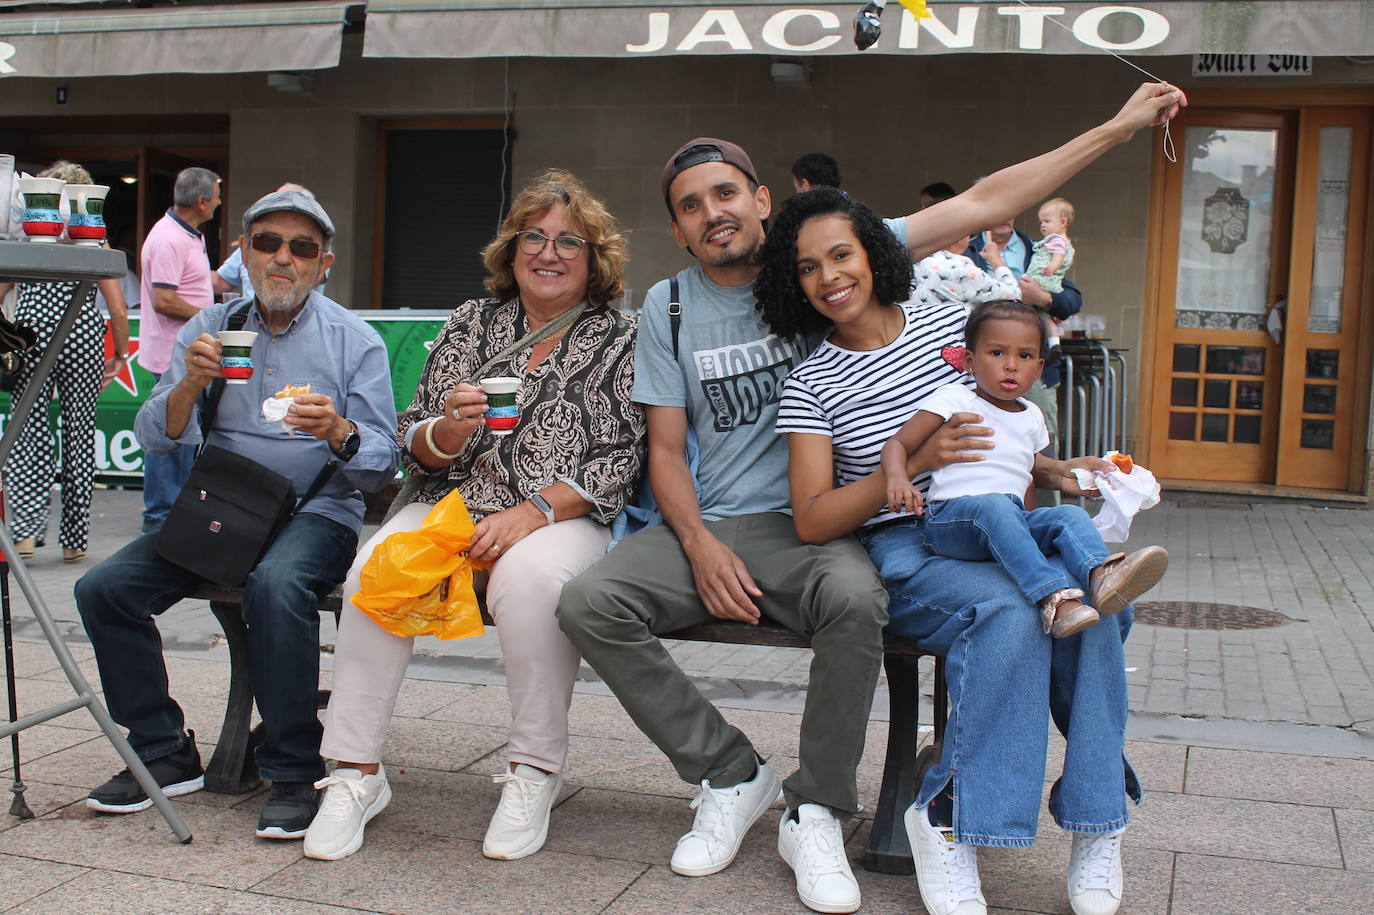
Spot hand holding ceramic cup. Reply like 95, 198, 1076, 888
479, 377, 521, 436
64, 184, 110, 246
217, 330, 259, 384
18, 177, 65, 243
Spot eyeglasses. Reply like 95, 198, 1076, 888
517, 231, 588, 259
249, 233, 322, 260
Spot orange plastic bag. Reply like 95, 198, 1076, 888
352, 490, 489, 640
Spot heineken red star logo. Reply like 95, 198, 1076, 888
103, 330, 140, 396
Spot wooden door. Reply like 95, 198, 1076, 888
1145, 107, 1371, 490
1273, 109, 1371, 489
1147, 110, 1296, 483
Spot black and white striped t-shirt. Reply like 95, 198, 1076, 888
776, 299, 973, 529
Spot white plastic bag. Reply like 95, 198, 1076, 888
1071, 451, 1161, 543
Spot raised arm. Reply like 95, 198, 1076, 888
896, 82, 1185, 260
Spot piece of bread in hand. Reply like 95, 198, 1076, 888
1110, 452, 1135, 474
274, 383, 311, 399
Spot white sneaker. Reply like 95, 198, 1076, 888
670, 760, 782, 877
1067, 829, 1124, 915
302, 765, 392, 861
482, 764, 562, 860
904, 802, 988, 915
777, 804, 861, 914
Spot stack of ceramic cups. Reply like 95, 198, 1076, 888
13, 173, 110, 246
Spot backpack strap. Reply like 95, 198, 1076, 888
668, 278, 682, 361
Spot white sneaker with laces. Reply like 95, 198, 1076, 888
777, 804, 861, 914
670, 760, 782, 877
302, 765, 392, 861
904, 801, 988, 915
482, 764, 562, 860
1067, 829, 1124, 915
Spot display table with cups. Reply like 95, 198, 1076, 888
0, 240, 193, 842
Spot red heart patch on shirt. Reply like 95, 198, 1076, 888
940, 345, 966, 372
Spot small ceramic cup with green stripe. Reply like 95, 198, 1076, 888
479, 376, 521, 436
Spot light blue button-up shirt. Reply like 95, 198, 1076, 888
136, 291, 400, 535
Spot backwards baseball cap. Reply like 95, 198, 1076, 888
660, 137, 760, 215
242, 189, 335, 241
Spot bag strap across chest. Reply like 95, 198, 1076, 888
196, 301, 337, 513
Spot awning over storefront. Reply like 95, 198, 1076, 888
362, 0, 1374, 60
0, 1, 351, 78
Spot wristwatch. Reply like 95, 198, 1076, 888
529, 492, 556, 526
335, 421, 361, 461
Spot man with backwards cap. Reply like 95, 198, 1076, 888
559, 80, 1184, 915
74, 190, 399, 840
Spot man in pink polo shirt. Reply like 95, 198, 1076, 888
138, 166, 220, 532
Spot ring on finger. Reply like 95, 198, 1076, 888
491, 543, 502, 554
452, 409, 463, 421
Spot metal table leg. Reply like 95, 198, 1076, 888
0, 278, 191, 843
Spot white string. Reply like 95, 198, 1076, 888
1007, 0, 1178, 162
498, 57, 512, 231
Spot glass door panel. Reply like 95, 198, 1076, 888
1274, 109, 1371, 489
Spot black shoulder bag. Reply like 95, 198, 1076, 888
155, 303, 338, 586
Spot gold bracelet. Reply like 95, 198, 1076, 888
423, 417, 462, 461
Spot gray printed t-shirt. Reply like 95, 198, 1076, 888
633, 265, 808, 521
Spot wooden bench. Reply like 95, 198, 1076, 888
192, 584, 946, 875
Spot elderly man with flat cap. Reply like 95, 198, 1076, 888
75, 190, 399, 840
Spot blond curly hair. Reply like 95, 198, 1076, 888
481, 169, 628, 306
39, 160, 93, 185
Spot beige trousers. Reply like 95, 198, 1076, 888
320, 502, 610, 772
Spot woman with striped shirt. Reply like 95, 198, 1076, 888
754, 187, 1138, 915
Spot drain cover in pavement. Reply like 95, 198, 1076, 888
1133, 601, 1291, 630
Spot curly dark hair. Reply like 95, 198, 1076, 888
754, 188, 913, 339
965, 299, 1049, 357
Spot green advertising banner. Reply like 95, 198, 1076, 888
0, 309, 450, 483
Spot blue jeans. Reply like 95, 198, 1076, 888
75, 511, 357, 781
923, 494, 1109, 606
140, 373, 196, 533
862, 520, 1140, 846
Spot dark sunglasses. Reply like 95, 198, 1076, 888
249, 233, 322, 259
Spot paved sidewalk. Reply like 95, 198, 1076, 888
2, 487, 1373, 912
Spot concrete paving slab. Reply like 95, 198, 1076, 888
0, 852, 88, 908
254, 829, 646, 914
388, 677, 487, 721
1183, 745, 1374, 810
0, 638, 94, 679
379, 716, 510, 773
0, 803, 304, 890
22, 870, 367, 914
1170, 852, 1372, 913
1128, 790, 1339, 867
601, 820, 816, 915
0, 779, 90, 827
11, 676, 103, 731
540, 785, 695, 865
0, 722, 101, 775
1334, 808, 1374, 873
538, 733, 699, 801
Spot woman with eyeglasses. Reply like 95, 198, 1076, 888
305, 169, 645, 863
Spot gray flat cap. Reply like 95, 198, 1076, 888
242, 189, 335, 240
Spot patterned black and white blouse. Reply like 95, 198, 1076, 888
398, 297, 646, 523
